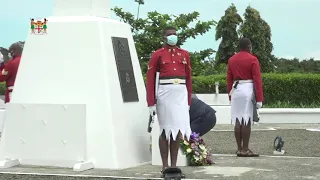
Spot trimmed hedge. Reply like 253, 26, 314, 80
192, 73, 320, 106
0, 82, 5, 95
1, 73, 319, 106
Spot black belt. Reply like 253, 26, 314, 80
159, 77, 186, 85
159, 83, 186, 85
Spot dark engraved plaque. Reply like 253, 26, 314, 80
112, 37, 139, 103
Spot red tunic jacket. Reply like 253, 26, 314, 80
227, 50, 264, 102
146, 46, 192, 106
0, 55, 21, 103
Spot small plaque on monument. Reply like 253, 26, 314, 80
112, 37, 139, 103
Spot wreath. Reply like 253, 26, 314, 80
180, 132, 213, 166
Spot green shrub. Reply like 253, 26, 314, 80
2, 73, 318, 106
0, 82, 5, 95
193, 73, 320, 106
192, 74, 227, 94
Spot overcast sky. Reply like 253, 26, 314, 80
0, 0, 319, 59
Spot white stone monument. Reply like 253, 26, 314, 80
0, 0, 150, 171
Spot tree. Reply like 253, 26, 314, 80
273, 57, 320, 73
189, 49, 216, 76
239, 6, 274, 72
0, 47, 9, 62
215, 3, 242, 65
112, 7, 217, 75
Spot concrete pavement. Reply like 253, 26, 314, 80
0, 155, 319, 180
205, 124, 320, 157
0, 123, 319, 179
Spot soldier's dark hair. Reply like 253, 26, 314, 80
9, 43, 23, 54
239, 37, 251, 50
163, 26, 177, 36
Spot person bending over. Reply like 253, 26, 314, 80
189, 94, 216, 136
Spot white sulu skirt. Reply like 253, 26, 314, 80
231, 82, 254, 125
156, 84, 191, 141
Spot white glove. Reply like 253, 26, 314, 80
149, 105, 156, 116
256, 102, 262, 109
1, 69, 8, 75
188, 106, 190, 110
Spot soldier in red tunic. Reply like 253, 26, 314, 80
227, 38, 263, 157
146, 26, 192, 176
0, 43, 22, 103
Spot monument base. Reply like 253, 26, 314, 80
73, 161, 94, 172
0, 159, 94, 172
0, 159, 20, 168
0, 104, 88, 169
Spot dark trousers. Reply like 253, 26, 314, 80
190, 111, 216, 136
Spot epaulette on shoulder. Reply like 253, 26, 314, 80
177, 48, 190, 56
155, 47, 166, 53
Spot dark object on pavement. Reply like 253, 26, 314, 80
274, 136, 284, 152
163, 167, 182, 180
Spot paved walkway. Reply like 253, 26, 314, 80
204, 124, 320, 157
0, 155, 319, 180
0, 124, 319, 179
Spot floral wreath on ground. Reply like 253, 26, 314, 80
180, 132, 213, 166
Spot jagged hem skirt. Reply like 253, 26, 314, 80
231, 83, 254, 125
156, 84, 191, 141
